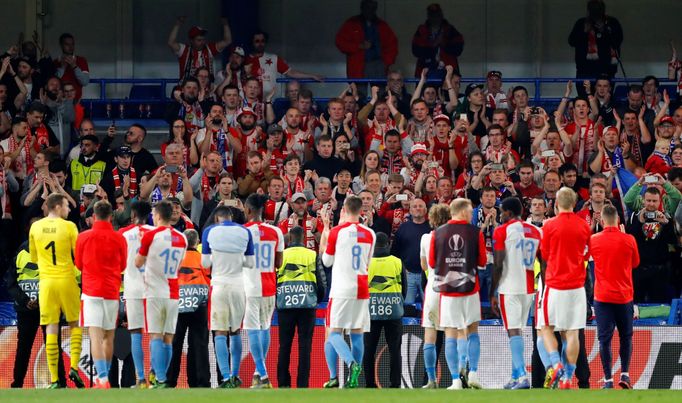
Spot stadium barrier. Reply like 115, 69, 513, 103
80, 77, 679, 121
0, 324, 680, 389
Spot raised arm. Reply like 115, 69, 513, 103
556, 80, 573, 121
410, 68, 428, 105
167, 16, 186, 54
215, 17, 232, 52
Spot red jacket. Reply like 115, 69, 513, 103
75, 220, 127, 300
591, 227, 639, 304
335, 16, 398, 78
644, 154, 672, 176
541, 212, 592, 290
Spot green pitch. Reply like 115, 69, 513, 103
2, 389, 681, 403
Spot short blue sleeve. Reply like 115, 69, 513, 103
201, 224, 213, 255
244, 227, 254, 256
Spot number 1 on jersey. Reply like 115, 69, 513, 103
45, 241, 56, 265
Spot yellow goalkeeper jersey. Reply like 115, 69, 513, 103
29, 217, 78, 280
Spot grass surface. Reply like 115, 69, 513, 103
2, 389, 681, 403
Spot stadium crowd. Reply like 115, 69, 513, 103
0, 0, 681, 392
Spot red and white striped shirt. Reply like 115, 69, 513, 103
138, 226, 187, 299
243, 222, 285, 297
493, 219, 542, 295
322, 222, 376, 300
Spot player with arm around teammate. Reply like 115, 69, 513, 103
134, 200, 188, 388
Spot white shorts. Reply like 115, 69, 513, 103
541, 286, 586, 331
243, 296, 275, 330
80, 296, 119, 331
422, 284, 442, 330
144, 298, 179, 334
499, 293, 534, 330
210, 284, 246, 332
326, 298, 370, 332
439, 293, 481, 329
125, 298, 145, 331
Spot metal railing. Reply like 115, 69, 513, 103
80, 76, 679, 113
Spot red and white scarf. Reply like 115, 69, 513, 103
34, 125, 50, 151
576, 120, 596, 175
200, 173, 217, 202
180, 46, 214, 80
586, 24, 617, 65
485, 141, 512, 164
0, 169, 11, 219
284, 213, 317, 250
8, 135, 33, 176
390, 207, 407, 237
182, 103, 204, 133
283, 175, 305, 200
112, 166, 137, 198
331, 186, 353, 201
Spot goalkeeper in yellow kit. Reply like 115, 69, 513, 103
29, 193, 85, 389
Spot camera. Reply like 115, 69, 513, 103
395, 194, 408, 201
541, 149, 556, 158
530, 106, 541, 115
490, 163, 504, 171
165, 165, 178, 174
644, 211, 657, 221
212, 118, 222, 125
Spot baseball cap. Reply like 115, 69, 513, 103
410, 143, 429, 157
465, 83, 484, 97
232, 46, 245, 57
115, 146, 132, 157
267, 124, 284, 135
291, 192, 307, 202
487, 70, 502, 79
188, 26, 208, 39
433, 114, 450, 125
660, 116, 674, 126
237, 107, 256, 120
